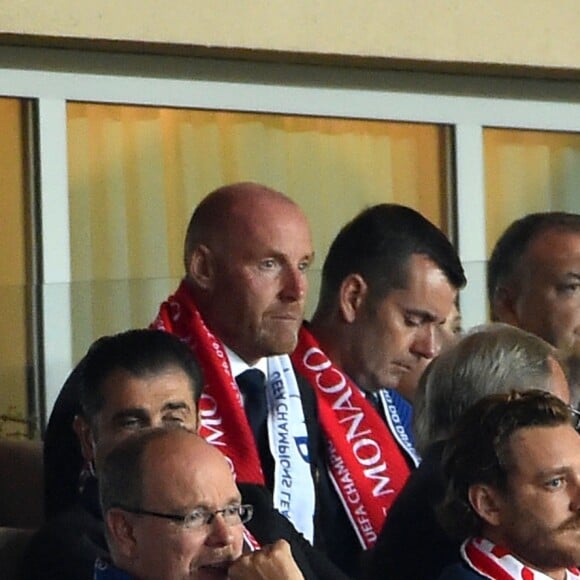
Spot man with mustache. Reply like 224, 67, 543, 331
437, 390, 580, 580
98, 427, 305, 580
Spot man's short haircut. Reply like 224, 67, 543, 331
488, 211, 580, 317
413, 323, 557, 455
79, 329, 203, 424
437, 390, 572, 540
317, 204, 466, 311
99, 426, 192, 515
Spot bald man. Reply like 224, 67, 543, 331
99, 427, 304, 580
151, 183, 355, 574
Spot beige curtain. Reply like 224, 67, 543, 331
484, 128, 580, 254
67, 103, 449, 359
0, 98, 29, 438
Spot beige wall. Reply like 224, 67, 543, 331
0, 0, 578, 78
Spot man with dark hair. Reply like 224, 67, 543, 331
42, 329, 202, 519
438, 390, 580, 579
291, 204, 466, 569
488, 211, 580, 350
73, 329, 204, 471
366, 323, 570, 580
25, 329, 201, 579
98, 427, 305, 580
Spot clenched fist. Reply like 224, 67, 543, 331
227, 539, 305, 580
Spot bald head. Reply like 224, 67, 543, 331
140, 428, 238, 511
100, 427, 245, 580
183, 182, 313, 364
184, 182, 303, 272
100, 427, 237, 515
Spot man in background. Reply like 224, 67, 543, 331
488, 211, 580, 351
438, 390, 580, 579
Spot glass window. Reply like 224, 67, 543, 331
0, 97, 34, 438
67, 102, 451, 358
484, 128, 580, 254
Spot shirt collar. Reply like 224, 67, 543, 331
224, 345, 269, 378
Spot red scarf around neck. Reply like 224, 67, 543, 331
463, 537, 580, 580
290, 325, 411, 549
151, 280, 264, 484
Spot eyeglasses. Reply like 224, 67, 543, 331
118, 503, 253, 529
568, 405, 580, 432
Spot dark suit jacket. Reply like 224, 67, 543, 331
365, 440, 459, 580
438, 562, 486, 579
43, 358, 86, 519
23, 479, 108, 580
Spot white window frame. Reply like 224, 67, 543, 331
1, 46, 579, 419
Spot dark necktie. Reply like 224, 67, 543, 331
236, 369, 268, 444
366, 390, 386, 422
236, 369, 275, 486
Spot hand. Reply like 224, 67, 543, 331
227, 539, 305, 580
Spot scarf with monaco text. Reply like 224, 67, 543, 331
291, 325, 415, 549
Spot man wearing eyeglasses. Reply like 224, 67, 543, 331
98, 427, 304, 580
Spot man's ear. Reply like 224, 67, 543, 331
339, 274, 369, 323
73, 414, 96, 464
468, 484, 503, 527
492, 286, 520, 326
187, 244, 214, 290
106, 509, 138, 560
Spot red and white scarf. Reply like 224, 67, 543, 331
151, 281, 315, 542
462, 537, 580, 580
290, 325, 413, 549
242, 528, 261, 552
